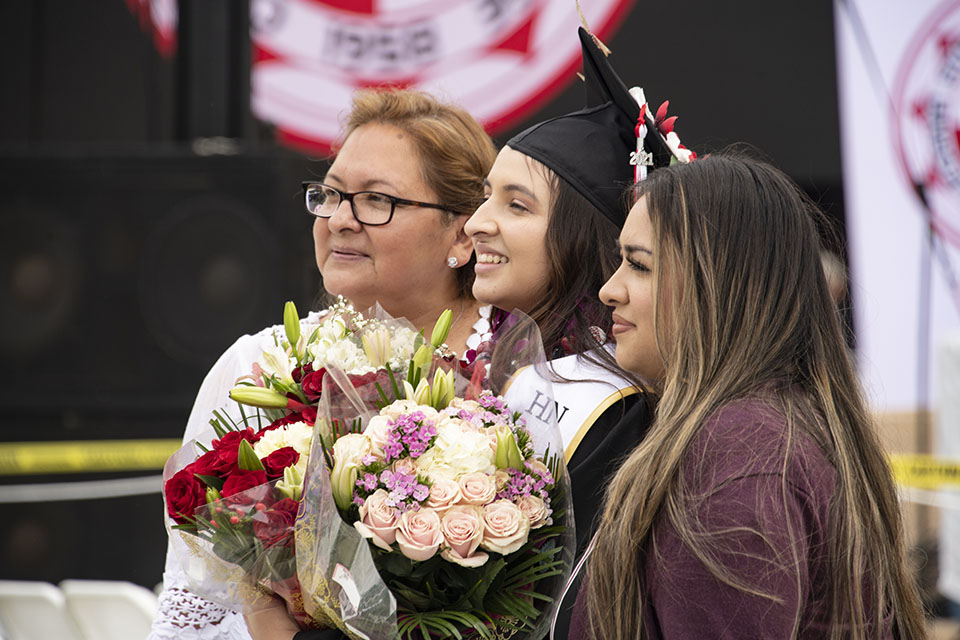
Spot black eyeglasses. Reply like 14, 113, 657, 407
301, 182, 449, 226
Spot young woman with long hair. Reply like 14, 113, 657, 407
573, 153, 926, 638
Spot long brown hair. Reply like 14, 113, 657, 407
338, 88, 497, 299
586, 154, 925, 638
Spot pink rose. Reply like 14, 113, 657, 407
353, 489, 400, 551
480, 500, 530, 555
484, 427, 499, 453
392, 457, 418, 477
516, 495, 551, 529
440, 506, 488, 567
493, 469, 511, 491
525, 459, 552, 479
425, 477, 462, 514
395, 508, 442, 561
458, 472, 496, 506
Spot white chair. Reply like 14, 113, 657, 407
0, 580, 83, 640
59, 579, 158, 640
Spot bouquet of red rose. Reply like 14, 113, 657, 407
162, 298, 449, 629
290, 314, 574, 640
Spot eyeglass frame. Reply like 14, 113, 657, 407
301, 181, 450, 226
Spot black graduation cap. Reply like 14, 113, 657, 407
506, 27, 678, 227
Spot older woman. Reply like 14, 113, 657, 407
148, 88, 496, 640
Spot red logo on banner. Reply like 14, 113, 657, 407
124, 0, 177, 58
250, 0, 633, 153
894, 0, 960, 248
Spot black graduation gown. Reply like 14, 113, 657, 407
550, 393, 655, 639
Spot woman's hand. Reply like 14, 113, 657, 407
244, 594, 301, 640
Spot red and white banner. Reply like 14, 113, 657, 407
249, 0, 634, 152
124, 0, 177, 58
835, 0, 960, 412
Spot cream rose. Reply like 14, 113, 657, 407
415, 421, 496, 479
395, 508, 442, 561
457, 472, 496, 506
363, 415, 392, 457
353, 489, 400, 551
480, 499, 530, 555
425, 477, 462, 514
253, 421, 313, 459
440, 506, 488, 567
447, 397, 482, 414
380, 399, 439, 422
516, 495, 550, 529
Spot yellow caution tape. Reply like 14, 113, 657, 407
889, 454, 960, 490
0, 439, 182, 475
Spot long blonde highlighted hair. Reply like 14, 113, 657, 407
586, 154, 925, 638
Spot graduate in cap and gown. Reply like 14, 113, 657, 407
466, 25, 695, 638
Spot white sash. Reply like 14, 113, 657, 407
503, 349, 640, 462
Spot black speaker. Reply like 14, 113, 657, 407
0, 149, 320, 439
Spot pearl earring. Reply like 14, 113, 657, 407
447, 257, 459, 268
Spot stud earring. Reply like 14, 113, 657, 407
447, 257, 459, 268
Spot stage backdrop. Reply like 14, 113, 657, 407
835, 0, 960, 413
836, 0, 960, 602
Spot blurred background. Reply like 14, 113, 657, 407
0, 0, 957, 628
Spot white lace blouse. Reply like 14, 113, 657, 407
148, 307, 493, 640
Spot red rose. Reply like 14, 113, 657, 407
291, 362, 313, 384
258, 410, 311, 437
220, 469, 269, 506
261, 447, 300, 479
165, 466, 206, 524
253, 497, 300, 548
348, 371, 378, 388
211, 429, 259, 473
300, 368, 327, 400
191, 449, 221, 477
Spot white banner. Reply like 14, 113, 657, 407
835, 0, 960, 413
249, 0, 634, 151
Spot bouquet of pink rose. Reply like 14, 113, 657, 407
291, 315, 573, 640
162, 298, 451, 629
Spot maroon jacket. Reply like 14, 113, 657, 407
568, 396, 893, 639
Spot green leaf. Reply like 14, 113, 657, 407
390, 584, 433, 610
236, 438, 265, 471
378, 551, 415, 578
208, 417, 228, 439
387, 366, 402, 401
194, 474, 225, 491
374, 381, 390, 409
